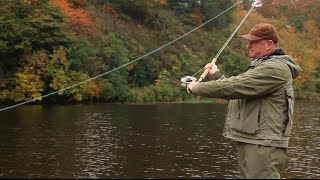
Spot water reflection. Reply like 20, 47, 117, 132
0, 101, 319, 178
74, 110, 120, 178
282, 101, 320, 179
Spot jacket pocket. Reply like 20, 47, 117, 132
230, 99, 261, 134
284, 87, 294, 136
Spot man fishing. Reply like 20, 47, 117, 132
186, 23, 301, 179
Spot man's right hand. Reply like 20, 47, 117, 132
204, 63, 218, 76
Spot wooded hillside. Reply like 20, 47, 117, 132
0, 0, 319, 104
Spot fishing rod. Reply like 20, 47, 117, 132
181, 0, 262, 87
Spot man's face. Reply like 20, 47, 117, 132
246, 39, 273, 60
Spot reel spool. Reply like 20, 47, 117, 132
180, 75, 197, 87
181, 58, 216, 87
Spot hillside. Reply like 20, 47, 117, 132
0, 0, 319, 104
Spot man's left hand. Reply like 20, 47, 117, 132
187, 82, 198, 94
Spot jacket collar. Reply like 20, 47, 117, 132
249, 48, 286, 67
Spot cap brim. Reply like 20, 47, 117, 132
240, 34, 263, 41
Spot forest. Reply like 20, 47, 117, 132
0, 0, 319, 104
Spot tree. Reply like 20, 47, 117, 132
97, 33, 130, 102
0, 0, 74, 75
12, 50, 49, 102
48, 47, 102, 102
48, 0, 98, 37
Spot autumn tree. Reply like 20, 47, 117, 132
0, 0, 74, 76
48, 0, 98, 37
12, 50, 49, 102
48, 47, 102, 102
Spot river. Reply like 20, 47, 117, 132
0, 100, 319, 178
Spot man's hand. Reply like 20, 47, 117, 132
204, 63, 218, 76
187, 82, 198, 94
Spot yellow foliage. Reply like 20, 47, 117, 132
13, 72, 45, 101
303, 20, 320, 47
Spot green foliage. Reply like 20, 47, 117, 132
48, 47, 102, 102
145, 11, 169, 32
219, 49, 248, 77
102, 72, 129, 102
100, 0, 153, 22
98, 33, 130, 102
289, 15, 305, 32
167, 0, 232, 28
128, 58, 161, 87
0, 0, 318, 104
153, 70, 184, 102
0, 0, 75, 75
48, 47, 71, 95
67, 38, 97, 71
68, 71, 101, 102
167, 0, 203, 26
177, 46, 204, 77
128, 70, 184, 103
200, 0, 233, 30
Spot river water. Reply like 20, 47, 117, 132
0, 100, 319, 178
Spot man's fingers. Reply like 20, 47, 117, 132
187, 86, 192, 94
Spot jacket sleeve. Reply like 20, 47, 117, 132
203, 69, 225, 82
192, 60, 292, 100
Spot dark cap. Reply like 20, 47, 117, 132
241, 23, 279, 42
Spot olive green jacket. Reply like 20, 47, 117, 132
192, 52, 301, 148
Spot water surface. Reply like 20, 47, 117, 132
0, 101, 319, 178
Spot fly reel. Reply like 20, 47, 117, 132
180, 75, 197, 87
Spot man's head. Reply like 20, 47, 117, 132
241, 23, 279, 59
241, 23, 279, 42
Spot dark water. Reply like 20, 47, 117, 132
0, 100, 319, 178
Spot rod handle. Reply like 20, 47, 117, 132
198, 58, 216, 82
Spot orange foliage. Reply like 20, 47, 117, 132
190, 12, 205, 24
48, 0, 98, 37
158, 0, 167, 5
102, 5, 118, 17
